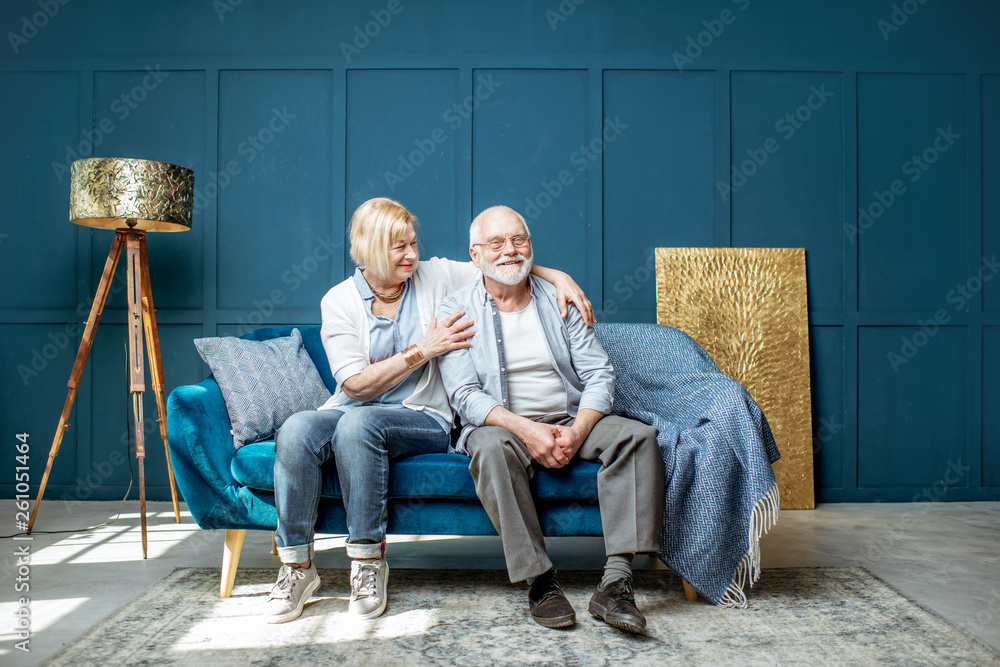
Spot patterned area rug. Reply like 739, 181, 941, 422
45, 567, 999, 665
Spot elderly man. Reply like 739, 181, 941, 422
437, 205, 665, 634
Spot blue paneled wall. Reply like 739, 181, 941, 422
1, 0, 997, 504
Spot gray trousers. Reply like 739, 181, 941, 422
466, 414, 665, 583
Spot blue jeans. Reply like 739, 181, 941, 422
274, 406, 450, 563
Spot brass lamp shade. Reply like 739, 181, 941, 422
69, 157, 194, 232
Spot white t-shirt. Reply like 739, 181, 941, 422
498, 299, 569, 420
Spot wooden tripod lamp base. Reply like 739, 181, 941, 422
28, 158, 195, 559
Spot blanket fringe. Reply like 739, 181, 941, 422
717, 482, 781, 608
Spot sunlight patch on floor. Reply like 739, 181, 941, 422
171, 598, 435, 651
0, 596, 89, 648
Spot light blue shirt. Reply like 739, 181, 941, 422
437, 275, 615, 453
331, 268, 449, 433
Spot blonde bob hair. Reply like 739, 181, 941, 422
348, 197, 419, 281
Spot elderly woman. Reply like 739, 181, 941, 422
265, 197, 593, 623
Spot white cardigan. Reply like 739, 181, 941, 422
316, 257, 480, 426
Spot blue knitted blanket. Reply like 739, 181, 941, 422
594, 323, 781, 607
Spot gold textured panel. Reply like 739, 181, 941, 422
656, 248, 814, 509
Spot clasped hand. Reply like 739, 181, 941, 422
522, 421, 583, 469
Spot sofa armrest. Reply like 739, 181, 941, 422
166, 379, 242, 528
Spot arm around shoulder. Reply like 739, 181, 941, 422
420, 257, 481, 292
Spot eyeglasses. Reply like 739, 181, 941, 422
474, 235, 531, 251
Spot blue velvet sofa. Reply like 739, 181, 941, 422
167, 323, 691, 598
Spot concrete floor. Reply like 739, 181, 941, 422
1, 500, 998, 664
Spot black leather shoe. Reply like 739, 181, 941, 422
589, 578, 646, 634
528, 570, 576, 628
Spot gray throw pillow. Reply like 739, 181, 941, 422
193, 328, 331, 450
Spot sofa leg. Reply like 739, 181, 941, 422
682, 580, 697, 602
271, 531, 277, 555
221, 529, 246, 599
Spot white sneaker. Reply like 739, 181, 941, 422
264, 563, 321, 623
349, 558, 389, 619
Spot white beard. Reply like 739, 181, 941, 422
481, 252, 533, 286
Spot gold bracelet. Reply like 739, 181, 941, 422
402, 344, 425, 368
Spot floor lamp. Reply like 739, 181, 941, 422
28, 157, 194, 558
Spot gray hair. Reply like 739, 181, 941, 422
469, 205, 531, 249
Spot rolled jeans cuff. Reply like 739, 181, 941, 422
277, 543, 313, 565
346, 541, 385, 559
